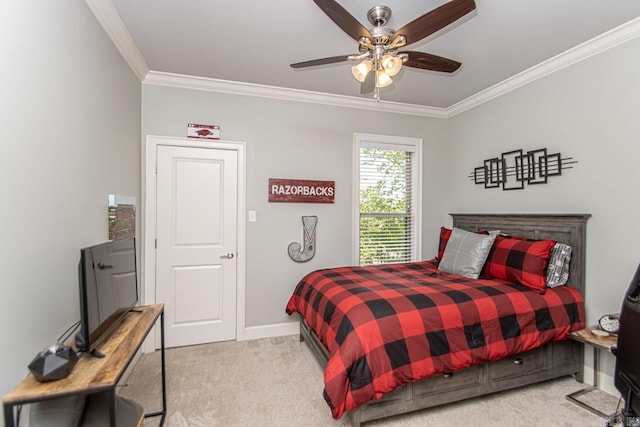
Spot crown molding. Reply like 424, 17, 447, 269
85, 0, 149, 81
89, 0, 640, 118
87, 0, 444, 116
142, 71, 448, 118
448, 16, 640, 117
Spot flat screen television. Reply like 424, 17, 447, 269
75, 237, 139, 356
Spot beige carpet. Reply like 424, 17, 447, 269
119, 335, 618, 427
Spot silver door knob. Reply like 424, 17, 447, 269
220, 253, 235, 259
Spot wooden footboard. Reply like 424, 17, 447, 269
301, 317, 580, 427
299, 213, 590, 426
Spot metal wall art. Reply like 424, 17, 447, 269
288, 216, 318, 263
468, 148, 577, 191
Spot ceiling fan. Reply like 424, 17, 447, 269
291, 0, 476, 97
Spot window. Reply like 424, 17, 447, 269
353, 133, 422, 265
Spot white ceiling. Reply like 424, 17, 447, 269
108, 0, 640, 109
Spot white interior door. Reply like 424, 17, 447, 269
156, 145, 238, 347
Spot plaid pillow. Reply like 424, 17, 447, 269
437, 227, 452, 260
482, 235, 556, 292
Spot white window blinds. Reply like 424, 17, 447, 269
358, 144, 415, 265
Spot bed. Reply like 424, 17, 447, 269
286, 213, 590, 426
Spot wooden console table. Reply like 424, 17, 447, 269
3, 304, 166, 427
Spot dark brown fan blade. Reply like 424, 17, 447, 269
391, 0, 476, 46
313, 0, 372, 42
290, 55, 352, 68
401, 51, 461, 73
361, 70, 375, 94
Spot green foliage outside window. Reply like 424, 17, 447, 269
359, 147, 412, 265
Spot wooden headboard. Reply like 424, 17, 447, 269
451, 213, 590, 296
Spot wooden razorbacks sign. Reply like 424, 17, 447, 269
268, 178, 335, 203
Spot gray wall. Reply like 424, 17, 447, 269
0, 1, 141, 396
4, 0, 632, 400
447, 35, 640, 393
142, 85, 448, 327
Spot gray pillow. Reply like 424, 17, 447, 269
21, 395, 85, 427
439, 227, 496, 279
80, 392, 143, 426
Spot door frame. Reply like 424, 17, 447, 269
142, 135, 247, 351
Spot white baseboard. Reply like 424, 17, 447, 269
241, 321, 298, 341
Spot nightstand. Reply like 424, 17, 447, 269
566, 326, 618, 418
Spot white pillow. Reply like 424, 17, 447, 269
546, 243, 572, 287
439, 227, 496, 279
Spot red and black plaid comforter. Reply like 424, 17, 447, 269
285, 260, 585, 419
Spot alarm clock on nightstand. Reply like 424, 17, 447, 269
598, 314, 620, 334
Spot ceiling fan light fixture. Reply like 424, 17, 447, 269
351, 59, 372, 83
375, 70, 392, 88
292, 1, 477, 97
381, 54, 402, 77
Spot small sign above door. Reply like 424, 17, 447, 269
268, 178, 335, 203
187, 123, 220, 139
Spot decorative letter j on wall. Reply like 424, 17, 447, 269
288, 216, 317, 263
